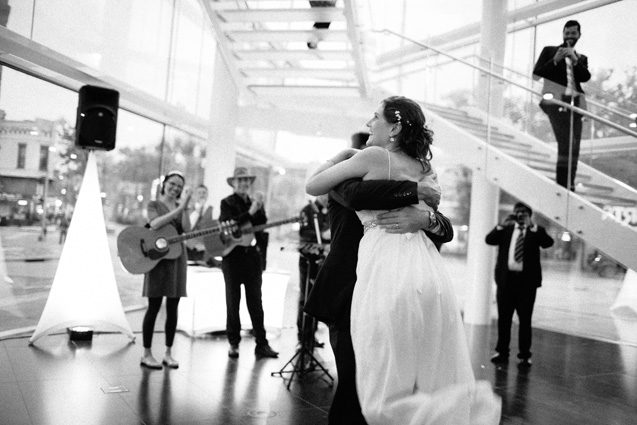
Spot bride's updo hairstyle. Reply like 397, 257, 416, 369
382, 96, 434, 172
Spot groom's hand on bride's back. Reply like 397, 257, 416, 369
376, 206, 431, 234
416, 181, 440, 210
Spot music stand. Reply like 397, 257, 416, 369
271, 213, 334, 390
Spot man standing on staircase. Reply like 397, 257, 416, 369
533, 20, 591, 191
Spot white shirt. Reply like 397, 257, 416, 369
190, 202, 211, 228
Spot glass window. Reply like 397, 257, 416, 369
161, 126, 207, 186
196, 25, 216, 119
167, 0, 206, 116
0, 0, 34, 36
38, 145, 48, 171
30, 0, 173, 100
0, 67, 175, 332
17, 143, 26, 168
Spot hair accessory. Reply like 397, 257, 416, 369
394, 110, 402, 123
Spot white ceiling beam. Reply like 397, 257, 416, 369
217, 8, 345, 23
226, 29, 348, 43
343, 0, 369, 98
248, 85, 360, 97
241, 67, 356, 80
234, 49, 352, 61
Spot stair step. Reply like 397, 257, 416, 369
470, 131, 520, 145
577, 182, 615, 194
504, 149, 552, 160
486, 138, 533, 150
583, 193, 637, 207
531, 165, 592, 182
435, 112, 485, 126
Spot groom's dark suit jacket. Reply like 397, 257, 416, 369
485, 224, 554, 289
304, 179, 454, 326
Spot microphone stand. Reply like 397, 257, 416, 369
271, 204, 334, 389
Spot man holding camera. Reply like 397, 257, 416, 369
533, 20, 591, 190
485, 202, 554, 368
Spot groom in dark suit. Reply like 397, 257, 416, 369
533, 20, 591, 190
486, 202, 554, 368
305, 173, 453, 425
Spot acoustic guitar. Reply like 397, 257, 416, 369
205, 216, 302, 257
117, 221, 238, 275
117, 216, 300, 274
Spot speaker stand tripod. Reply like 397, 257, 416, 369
271, 254, 334, 390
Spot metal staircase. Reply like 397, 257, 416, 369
424, 102, 637, 208
423, 97, 637, 272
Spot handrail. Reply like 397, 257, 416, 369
374, 28, 637, 139
548, 96, 637, 139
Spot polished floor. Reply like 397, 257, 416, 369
1, 306, 636, 425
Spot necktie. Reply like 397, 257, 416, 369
565, 56, 575, 96
514, 226, 525, 263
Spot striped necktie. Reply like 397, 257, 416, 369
514, 226, 525, 263
565, 56, 576, 96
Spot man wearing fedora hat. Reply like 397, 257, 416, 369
219, 167, 278, 359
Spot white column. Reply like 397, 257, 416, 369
204, 50, 239, 218
464, 0, 507, 325
464, 177, 500, 324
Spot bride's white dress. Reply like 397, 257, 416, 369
350, 153, 501, 425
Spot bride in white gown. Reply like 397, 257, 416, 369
306, 96, 501, 425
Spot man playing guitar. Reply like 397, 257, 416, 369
219, 167, 279, 359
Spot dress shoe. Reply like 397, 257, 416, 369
490, 353, 509, 364
140, 355, 162, 369
162, 355, 179, 369
228, 344, 239, 358
255, 344, 279, 358
518, 358, 532, 368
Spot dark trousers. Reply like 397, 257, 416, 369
495, 276, 537, 360
142, 297, 180, 348
297, 256, 320, 341
221, 248, 267, 347
540, 96, 583, 189
328, 320, 367, 425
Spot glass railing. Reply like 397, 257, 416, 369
373, 28, 637, 196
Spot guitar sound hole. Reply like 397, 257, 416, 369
155, 238, 168, 250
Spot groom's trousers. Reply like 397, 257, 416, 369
328, 320, 367, 425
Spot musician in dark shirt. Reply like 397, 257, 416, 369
219, 167, 278, 359
297, 194, 331, 345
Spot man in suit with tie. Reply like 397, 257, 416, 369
486, 202, 554, 368
186, 184, 215, 265
533, 20, 591, 190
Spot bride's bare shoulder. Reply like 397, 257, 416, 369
356, 146, 388, 162
415, 163, 438, 182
